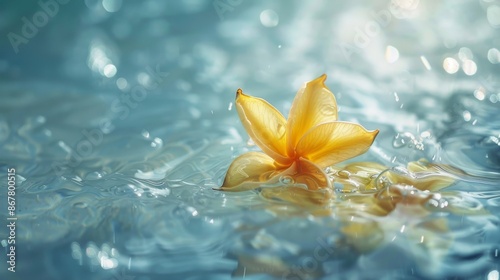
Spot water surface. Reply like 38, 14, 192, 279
1, 1, 500, 279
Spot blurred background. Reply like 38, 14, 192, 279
1, 0, 500, 279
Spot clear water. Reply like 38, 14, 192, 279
1, 0, 500, 279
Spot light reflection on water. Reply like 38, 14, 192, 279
1, 0, 500, 279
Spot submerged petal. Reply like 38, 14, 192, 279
219, 152, 279, 191
236, 89, 290, 165
296, 121, 379, 168
286, 74, 338, 155
267, 158, 332, 190
379, 161, 456, 192
407, 160, 456, 191
260, 186, 334, 207
332, 161, 388, 192
233, 255, 298, 278
340, 220, 384, 252
293, 158, 332, 190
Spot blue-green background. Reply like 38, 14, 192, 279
1, 0, 500, 279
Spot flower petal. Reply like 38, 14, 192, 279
379, 161, 456, 192
233, 255, 297, 278
296, 121, 379, 168
260, 186, 334, 207
218, 152, 279, 191
340, 220, 384, 252
374, 184, 433, 214
407, 160, 456, 191
236, 89, 290, 165
258, 158, 332, 205
286, 74, 338, 155
332, 162, 388, 192
292, 158, 332, 190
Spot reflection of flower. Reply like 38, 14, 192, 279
230, 160, 489, 278
330, 159, 486, 217
218, 74, 378, 194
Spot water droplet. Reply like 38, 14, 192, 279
85, 171, 104, 180
420, 55, 432, 70
392, 132, 425, 150
481, 135, 500, 146
420, 131, 431, 138
427, 196, 449, 209
392, 166, 411, 177
336, 170, 351, 178
492, 248, 499, 259
393, 132, 411, 148
74, 202, 88, 208
72, 175, 83, 182
376, 175, 392, 189
228, 102, 233, 111
247, 138, 255, 146
394, 92, 400, 102
151, 137, 163, 148
463, 110, 471, 122
279, 176, 294, 184
474, 87, 486, 101
133, 187, 144, 197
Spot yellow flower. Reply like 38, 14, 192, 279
219, 74, 379, 192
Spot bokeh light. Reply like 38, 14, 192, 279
260, 9, 279, 27
443, 57, 459, 74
